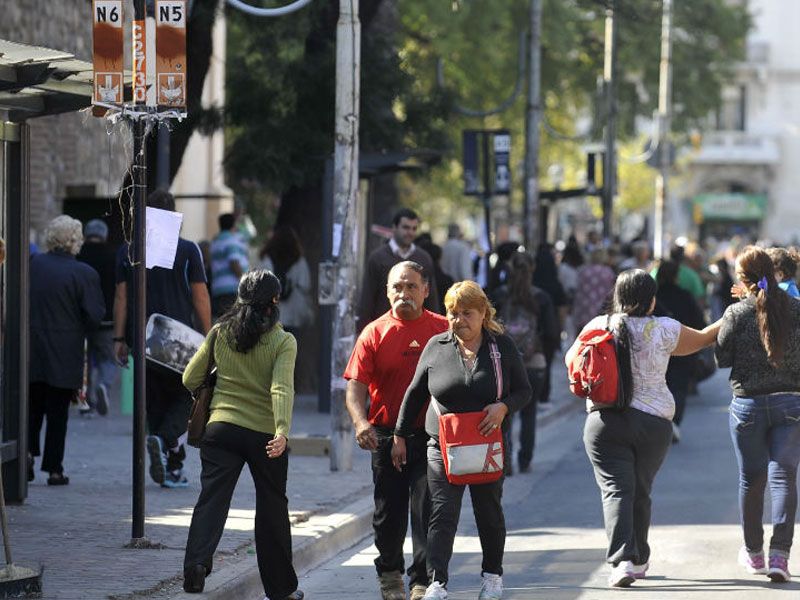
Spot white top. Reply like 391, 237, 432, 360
583, 314, 682, 420
260, 256, 314, 329
441, 238, 474, 281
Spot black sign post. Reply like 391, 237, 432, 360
462, 129, 510, 274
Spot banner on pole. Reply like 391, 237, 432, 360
155, 0, 187, 108
92, 0, 124, 105
493, 131, 511, 195
132, 18, 147, 104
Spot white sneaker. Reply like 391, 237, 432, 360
608, 561, 636, 587
632, 562, 649, 579
422, 581, 448, 600
478, 572, 503, 599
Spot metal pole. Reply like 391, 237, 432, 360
524, 0, 542, 248
653, 0, 673, 260
482, 131, 492, 276
602, 1, 618, 240
131, 0, 148, 543
156, 126, 170, 190
330, 0, 360, 471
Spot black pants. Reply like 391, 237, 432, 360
147, 364, 192, 465
504, 368, 544, 469
184, 422, 298, 598
426, 442, 505, 585
665, 364, 691, 426
28, 382, 74, 474
372, 431, 429, 587
583, 408, 672, 566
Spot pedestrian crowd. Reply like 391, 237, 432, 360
20, 196, 800, 598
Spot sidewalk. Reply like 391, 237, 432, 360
11, 360, 578, 600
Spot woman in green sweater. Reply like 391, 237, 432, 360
181, 270, 304, 600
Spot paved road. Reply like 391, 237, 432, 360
297, 369, 800, 599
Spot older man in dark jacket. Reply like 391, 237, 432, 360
29, 215, 105, 485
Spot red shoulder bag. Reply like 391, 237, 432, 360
432, 339, 505, 485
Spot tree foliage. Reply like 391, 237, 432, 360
222, 0, 749, 236
395, 0, 750, 231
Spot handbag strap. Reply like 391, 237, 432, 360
202, 328, 218, 382
488, 338, 502, 401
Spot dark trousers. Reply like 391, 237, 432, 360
147, 364, 192, 465
28, 382, 74, 474
666, 363, 691, 426
583, 408, 672, 566
426, 442, 505, 584
505, 368, 544, 469
372, 431, 429, 587
184, 422, 298, 598
540, 346, 555, 403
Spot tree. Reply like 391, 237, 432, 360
395, 0, 750, 233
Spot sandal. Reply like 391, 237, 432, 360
47, 472, 69, 486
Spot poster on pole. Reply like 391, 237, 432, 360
155, 0, 187, 108
493, 131, 511, 195
145, 207, 183, 269
132, 17, 147, 104
92, 0, 124, 105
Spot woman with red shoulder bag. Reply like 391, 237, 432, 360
393, 281, 531, 600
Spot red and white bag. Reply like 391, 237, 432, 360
432, 339, 505, 485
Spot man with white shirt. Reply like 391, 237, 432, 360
357, 208, 440, 331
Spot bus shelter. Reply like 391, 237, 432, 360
0, 39, 100, 501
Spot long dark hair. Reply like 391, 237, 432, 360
736, 246, 791, 366
217, 270, 282, 353
611, 269, 658, 409
260, 226, 303, 275
508, 252, 539, 315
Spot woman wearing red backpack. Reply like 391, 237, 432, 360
566, 269, 720, 587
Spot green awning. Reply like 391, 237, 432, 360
692, 193, 767, 223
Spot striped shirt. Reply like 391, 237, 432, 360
183, 324, 297, 437
210, 231, 249, 297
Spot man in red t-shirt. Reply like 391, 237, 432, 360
344, 261, 448, 600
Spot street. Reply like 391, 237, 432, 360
296, 369, 800, 599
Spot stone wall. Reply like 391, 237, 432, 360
2, 0, 130, 239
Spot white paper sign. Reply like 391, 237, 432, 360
332, 223, 343, 258
146, 207, 183, 269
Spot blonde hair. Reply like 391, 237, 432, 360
44, 215, 84, 256
444, 280, 504, 335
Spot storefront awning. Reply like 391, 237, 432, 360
692, 193, 767, 223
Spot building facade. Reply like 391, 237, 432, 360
2, 0, 231, 244
687, 0, 800, 244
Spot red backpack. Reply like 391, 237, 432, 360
568, 317, 619, 405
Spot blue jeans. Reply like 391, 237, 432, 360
729, 394, 800, 555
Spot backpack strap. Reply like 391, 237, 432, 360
430, 397, 442, 417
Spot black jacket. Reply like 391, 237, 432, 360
30, 251, 105, 389
395, 330, 531, 440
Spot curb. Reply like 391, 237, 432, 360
170, 496, 374, 600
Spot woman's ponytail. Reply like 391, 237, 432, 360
738, 246, 791, 366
